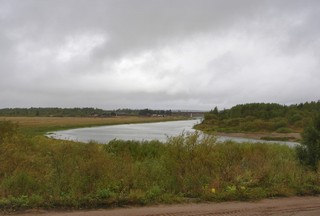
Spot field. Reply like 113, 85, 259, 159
0, 116, 185, 136
0, 115, 320, 212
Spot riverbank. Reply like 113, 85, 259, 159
0, 116, 188, 136
46, 119, 300, 145
1, 116, 300, 143
216, 132, 301, 142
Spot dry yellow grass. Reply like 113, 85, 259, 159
0, 116, 185, 135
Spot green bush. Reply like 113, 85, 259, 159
145, 185, 162, 201
297, 115, 320, 170
276, 127, 292, 133
96, 188, 115, 199
0, 120, 18, 144
1, 172, 39, 197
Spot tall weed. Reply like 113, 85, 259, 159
0, 122, 319, 209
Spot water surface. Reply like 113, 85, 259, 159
48, 119, 199, 143
48, 119, 299, 146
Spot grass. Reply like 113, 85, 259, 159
0, 116, 186, 136
195, 116, 304, 137
0, 118, 320, 211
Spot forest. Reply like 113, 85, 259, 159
196, 101, 320, 134
0, 108, 172, 117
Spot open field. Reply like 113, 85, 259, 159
0, 116, 186, 136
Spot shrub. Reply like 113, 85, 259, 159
0, 120, 18, 144
1, 172, 39, 197
0, 129, 319, 209
145, 185, 162, 201
297, 114, 320, 170
163, 132, 218, 197
96, 188, 115, 199
276, 127, 292, 133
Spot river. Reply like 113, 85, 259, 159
47, 119, 299, 147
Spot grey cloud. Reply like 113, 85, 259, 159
1, 0, 320, 109
2, 0, 266, 56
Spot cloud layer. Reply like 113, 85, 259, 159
1, 0, 319, 110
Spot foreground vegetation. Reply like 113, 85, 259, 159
1, 119, 320, 211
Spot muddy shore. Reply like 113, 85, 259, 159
216, 132, 301, 142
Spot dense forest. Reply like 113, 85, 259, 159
196, 101, 320, 134
0, 107, 172, 117
0, 107, 107, 117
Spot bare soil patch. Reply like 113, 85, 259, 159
217, 132, 301, 142
5, 196, 320, 216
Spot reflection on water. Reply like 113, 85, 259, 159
48, 119, 199, 143
47, 119, 299, 146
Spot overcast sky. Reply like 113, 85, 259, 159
1, 0, 319, 110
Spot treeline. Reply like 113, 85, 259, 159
0, 108, 172, 117
197, 101, 320, 133
0, 107, 106, 117
138, 108, 172, 116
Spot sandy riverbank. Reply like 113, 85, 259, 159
216, 132, 301, 142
